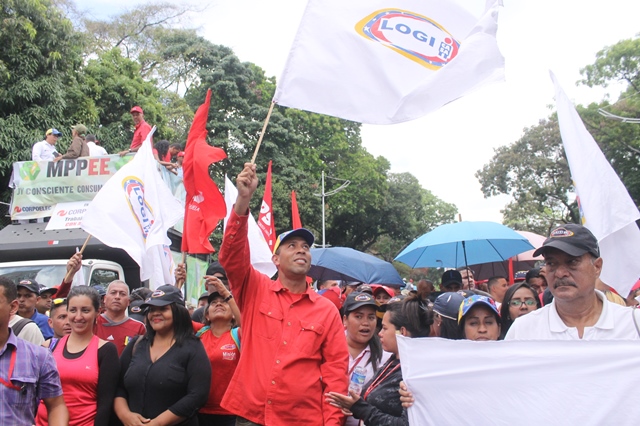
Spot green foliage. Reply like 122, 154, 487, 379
579, 36, 640, 92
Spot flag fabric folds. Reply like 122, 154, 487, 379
257, 160, 276, 251
397, 336, 640, 425
81, 127, 183, 286
291, 190, 302, 229
551, 71, 640, 297
274, 0, 504, 124
224, 176, 278, 278
182, 89, 227, 254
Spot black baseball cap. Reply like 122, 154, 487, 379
441, 270, 462, 288
206, 262, 227, 278
533, 224, 600, 258
433, 292, 465, 321
18, 279, 40, 295
141, 285, 185, 308
343, 292, 378, 314
38, 284, 58, 297
378, 294, 407, 312
198, 292, 209, 301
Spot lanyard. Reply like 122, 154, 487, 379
0, 348, 22, 391
348, 349, 368, 377
363, 359, 401, 400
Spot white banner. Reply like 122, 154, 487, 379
275, 0, 504, 124
45, 201, 91, 231
398, 336, 640, 426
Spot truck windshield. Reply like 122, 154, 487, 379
0, 265, 90, 288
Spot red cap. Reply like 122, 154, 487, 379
130, 106, 143, 114
177, 151, 185, 157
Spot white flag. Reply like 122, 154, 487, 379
552, 71, 640, 297
274, 0, 504, 124
81, 128, 183, 286
397, 336, 640, 426
224, 176, 277, 278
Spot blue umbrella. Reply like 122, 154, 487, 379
395, 221, 535, 269
309, 247, 404, 287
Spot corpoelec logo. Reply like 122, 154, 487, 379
19, 162, 41, 181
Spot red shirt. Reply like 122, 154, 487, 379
129, 120, 152, 150
199, 328, 240, 415
219, 210, 349, 426
95, 315, 145, 356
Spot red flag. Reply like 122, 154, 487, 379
257, 160, 276, 250
291, 190, 302, 229
181, 89, 227, 253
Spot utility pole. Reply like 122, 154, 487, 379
314, 171, 350, 247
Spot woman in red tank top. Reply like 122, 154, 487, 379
36, 285, 119, 426
197, 276, 242, 426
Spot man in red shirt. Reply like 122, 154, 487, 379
219, 162, 349, 426
119, 105, 152, 156
95, 280, 145, 355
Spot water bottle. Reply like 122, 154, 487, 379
348, 366, 367, 396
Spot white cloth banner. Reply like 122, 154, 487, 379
398, 336, 640, 426
274, 0, 504, 124
81, 128, 183, 286
552, 71, 640, 297
223, 176, 277, 278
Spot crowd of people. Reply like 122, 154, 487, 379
2, 162, 640, 425
30, 106, 185, 174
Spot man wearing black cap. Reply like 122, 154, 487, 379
505, 224, 639, 340
441, 270, 463, 292
188, 262, 229, 324
218, 163, 348, 426
17, 280, 54, 340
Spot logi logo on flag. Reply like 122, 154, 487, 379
356, 9, 460, 70
122, 176, 155, 240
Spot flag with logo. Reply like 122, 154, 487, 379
182, 89, 228, 254
291, 190, 302, 229
224, 176, 277, 278
552, 71, 640, 297
257, 160, 276, 251
274, 0, 504, 124
81, 127, 183, 285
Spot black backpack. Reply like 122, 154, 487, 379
10, 318, 35, 336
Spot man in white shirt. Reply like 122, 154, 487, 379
32, 128, 62, 161
85, 134, 108, 156
505, 224, 639, 340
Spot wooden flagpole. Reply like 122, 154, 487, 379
63, 234, 92, 283
250, 101, 276, 164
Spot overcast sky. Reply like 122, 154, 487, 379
75, 0, 640, 224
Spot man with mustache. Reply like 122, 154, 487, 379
218, 162, 348, 426
505, 224, 639, 340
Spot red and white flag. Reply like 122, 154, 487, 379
274, 0, 504, 124
291, 190, 302, 229
257, 160, 276, 251
181, 89, 227, 254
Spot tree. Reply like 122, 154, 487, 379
476, 115, 578, 235
0, 0, 84, 201
579, 36, 640, 93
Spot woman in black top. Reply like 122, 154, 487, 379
326, 295, 433, 425
114, 285, 211, 426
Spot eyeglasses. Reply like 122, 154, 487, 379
509, 299, 537, 308
52, 298, 66, 306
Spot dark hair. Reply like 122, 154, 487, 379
68, 286, 100, 312
129, 287, 152, 303
344, 306, 383, 372
487, 276, 506, 291
499, 282, 541, 338
169, 143, 182, 150
400, 294, 434, 337
154, 140, 170, 159
439, 316, 463, 340
145, 302, 195, 347
0, 277, 17, 302
85, 134, 96, 142
203, 297, 237, 329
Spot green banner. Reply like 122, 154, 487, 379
9, 155, 134, 220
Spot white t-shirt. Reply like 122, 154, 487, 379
32, 140, 59, 161
505, 290, 640, 340
345, 345, 392, 426
9, 314, 45, 345
87, 141, 108, 156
